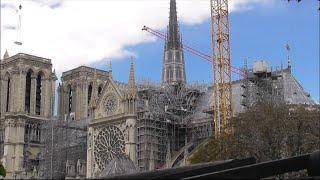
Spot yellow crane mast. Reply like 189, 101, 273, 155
210, 0, 233, 136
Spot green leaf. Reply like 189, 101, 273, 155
0, 163, 6, 177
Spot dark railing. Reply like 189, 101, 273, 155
106, 150, 320, 179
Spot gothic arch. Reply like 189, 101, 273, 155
24, 67, 36, 75
4, 72, 11, 80
25, 68, 34, 75
98, 84, 103, 97
168, 66, 173, 81
67, 84, 73, 114
4, 72, 11, 112
25, 69, 34, 113
35, 70, 49, 80
37, 71, 45, 79
88, 83, 93, 104
176, 68, 181, 79
35, 71, 45, 115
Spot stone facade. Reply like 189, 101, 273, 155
58, 66, 110, 121
54, 60, 138, 178
1, 52, 315, 180
0, 53, 56, 179
86, 62, 137, 178
0, 1, 316, 179
65, 159, 86, 179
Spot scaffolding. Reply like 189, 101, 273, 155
241, 62, 285, 109
38, 117, 88, 179
136, 82, 208, 171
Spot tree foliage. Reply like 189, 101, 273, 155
0, 162, 6, 178
189, 103, 320, 164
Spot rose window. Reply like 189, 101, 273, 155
104, 94, 118, 114
93, 125, 125, 171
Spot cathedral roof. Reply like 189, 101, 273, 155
62, 65, 109, 77
1, 53, 52, 65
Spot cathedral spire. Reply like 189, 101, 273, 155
162, 0, 186, 85
128, 57, 135, 88
3, 49, 9, 59
166, 0, 181, 50
108, 60, 113, 79
286, 43, 292, 72
127, 57, 136, 98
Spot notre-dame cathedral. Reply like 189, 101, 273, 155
0, 53, 56, 178
0, 0, 315, 179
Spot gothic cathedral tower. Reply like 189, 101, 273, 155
162, 0, 186, 85
57, 66, 110, 121
0, 52, 56, 179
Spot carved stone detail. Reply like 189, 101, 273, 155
93, 125, 125, 172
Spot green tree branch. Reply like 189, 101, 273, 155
0, 163, 6, 178
189, 103, 320, 168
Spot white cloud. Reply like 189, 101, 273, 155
1, 0, 270, 76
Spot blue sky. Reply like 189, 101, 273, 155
93, 1, 319, 102
1, 0, 319, 102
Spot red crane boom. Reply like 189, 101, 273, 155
142, 25, 245, 77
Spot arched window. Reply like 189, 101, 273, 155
98, 85, 103, 97
68, 85, 73, 114
38, 125, 41, 142
24, 124, 28, 142
169, 67, 173, 81
6, 77, 10, 112
35, 73, 43, 115
36, 126, 40, 142
88, 84, 92, 104
176, 68, 181, 80
25, 70, 32, 113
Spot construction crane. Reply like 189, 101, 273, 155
142, 26, 245, 77
15, 4, 23, 46
210, 0, 232, 135
142, 0, 234, 137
